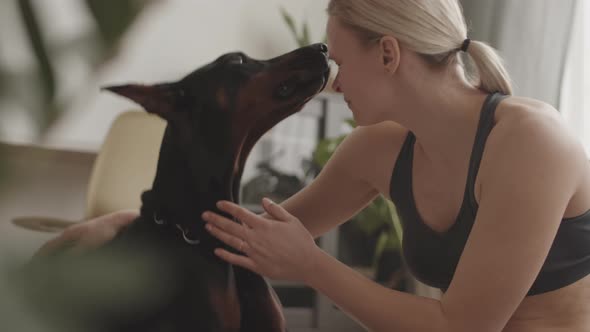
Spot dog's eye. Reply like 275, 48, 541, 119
226, 54, 244, 65
276, 83, 296, 98
232, 56, 243, 64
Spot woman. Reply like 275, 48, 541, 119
41, 1, 590, 331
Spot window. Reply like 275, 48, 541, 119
560, 0, 589, 156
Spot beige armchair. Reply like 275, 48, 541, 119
12, 111, 165, 232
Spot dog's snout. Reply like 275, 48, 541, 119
311, 43, 328, 54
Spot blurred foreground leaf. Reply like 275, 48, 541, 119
1, 247, 174, 332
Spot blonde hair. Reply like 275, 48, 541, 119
327, 0, 513, 95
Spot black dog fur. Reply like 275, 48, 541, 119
23, 43, 329, 332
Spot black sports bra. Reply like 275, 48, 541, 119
389, 93, 590, 295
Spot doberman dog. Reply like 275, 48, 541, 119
24, 43, 330, 332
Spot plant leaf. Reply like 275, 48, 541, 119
345, 118, 357, 128
279, 7, 299, 45
302, 21, 310, 46
386, 200, 403, 246
18, 0, 58, 131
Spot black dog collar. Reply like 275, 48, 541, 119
153, 212, 201, 245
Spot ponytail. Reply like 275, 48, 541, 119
464, 40, 513, 95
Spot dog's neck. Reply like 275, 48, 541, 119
140, 126, 237, 246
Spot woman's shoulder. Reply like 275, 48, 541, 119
495, 95, 561, 124
493, 95, 579, 148
474, 94, 590, 220
482, 94, 588, 187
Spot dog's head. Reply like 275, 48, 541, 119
104, 44, 330, 201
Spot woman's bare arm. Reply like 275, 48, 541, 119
33, 210, 139, 257
264, 122, 406, 238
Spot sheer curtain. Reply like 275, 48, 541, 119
462, 0, 577, 107
560, 0, 589, 156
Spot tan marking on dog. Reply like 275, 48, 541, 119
208, 278, 241, 330
216, 87, 229, 111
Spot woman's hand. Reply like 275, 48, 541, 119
33, 210, 139, 257
202, 198, 320, 282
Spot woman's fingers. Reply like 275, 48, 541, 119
215, 201, 268, 229
203, 210, 251, 238
203, 211, 257, 254
214, 248, 259, 272
261, 197, 294, 222
33, 231, 78, 257
206, 224, 250, 253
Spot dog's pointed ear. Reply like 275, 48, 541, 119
102, 83, 183, 119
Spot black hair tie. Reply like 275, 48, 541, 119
460, 38, 471, 52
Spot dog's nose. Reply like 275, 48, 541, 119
311, 43, 328, 54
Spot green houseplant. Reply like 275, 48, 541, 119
1, 0, 152, 136
279, 7, 327, 47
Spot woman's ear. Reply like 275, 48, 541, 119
379, 36, 401, 75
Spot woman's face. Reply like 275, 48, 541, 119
326, 17, 397, 126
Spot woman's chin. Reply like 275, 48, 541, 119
349, 105, 380, 127
352, 114, 383, 127
352, 115, 369, 127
